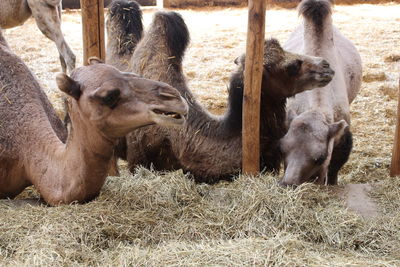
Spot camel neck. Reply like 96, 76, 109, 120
182, 69, 243, 139
222, 70, 245, 134
303, 17, 334, 56
25, 105, 115, 205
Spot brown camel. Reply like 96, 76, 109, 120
106, 3, 335, 183
0, 29, 188, 205
0, 0, 76, 73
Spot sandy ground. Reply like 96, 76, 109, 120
1, 3, 400, 265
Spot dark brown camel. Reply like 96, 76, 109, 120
106, 2, 335, 183
0, 29, 187, 205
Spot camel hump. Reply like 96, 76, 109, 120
299, 0, 332, 32
108, 0, 143, 55
153, 11, 190, 61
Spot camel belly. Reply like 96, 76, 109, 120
0, 158, 30, 199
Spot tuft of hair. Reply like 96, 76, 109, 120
235, 39, 284, 71
153, 11, 190, 62
263, 38, 285, 70
298, 0, 332, 34
107, 0, 143, 55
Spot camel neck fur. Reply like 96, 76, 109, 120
24, 101, 115, 205
297, 0, 337, 119
301, 0, 335, 56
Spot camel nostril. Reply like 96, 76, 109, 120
321, 59, 330, 68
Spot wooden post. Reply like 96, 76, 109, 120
80, 0, 105, 65
390, 77, 400, 176
242, 0, 266, 175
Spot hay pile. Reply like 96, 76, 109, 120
1, 3, 400, 266
1, 170, 399, 265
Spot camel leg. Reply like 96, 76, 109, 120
27, 0, 76, 73
57, 2, 68, 73
108, 155, 120, 176
328, 130, 353, 185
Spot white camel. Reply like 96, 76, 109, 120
279, 0, 362, 186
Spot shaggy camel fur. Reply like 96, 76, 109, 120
0, 0, 76, 73
280, 0, 362, 186
106, 0, 143, 72
0, 30, 188, 205
107, 3, 335, 183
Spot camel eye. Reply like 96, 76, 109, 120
286, 60, 303, 76
314, 155, 327, 165
100, 89, 121, 109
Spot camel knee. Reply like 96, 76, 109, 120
59, 48, 76, 73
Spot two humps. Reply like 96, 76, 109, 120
104, 0, 359, 188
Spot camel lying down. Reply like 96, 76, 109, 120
0, 29, 188, 205
106, 1, 335, 183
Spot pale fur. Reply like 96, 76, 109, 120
280, 0, 362, 186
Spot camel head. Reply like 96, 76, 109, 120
235, 39, 335, 98
56, 59, 188, 138
279, 110, 348, 186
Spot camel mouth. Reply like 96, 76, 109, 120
152, 109, 183, 120
278, 180, 299, 188
318, 77, 332, 86
316, 72, 334, 86
150, 108, 186, 125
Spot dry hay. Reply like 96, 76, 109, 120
1, 170, 400, 265
1, 3, 400, 266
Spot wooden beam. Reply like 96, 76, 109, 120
80, 0, 105, 65
390, 77, 400, 176
242, 0, 266, 175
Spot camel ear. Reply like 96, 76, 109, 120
56, 73, 81, 100
88, 57, 104, 65
122, 71, 140, 78
234, 55, 245, 66
328, 120, 348, 140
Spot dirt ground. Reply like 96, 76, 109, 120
1, 3, 400, 266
